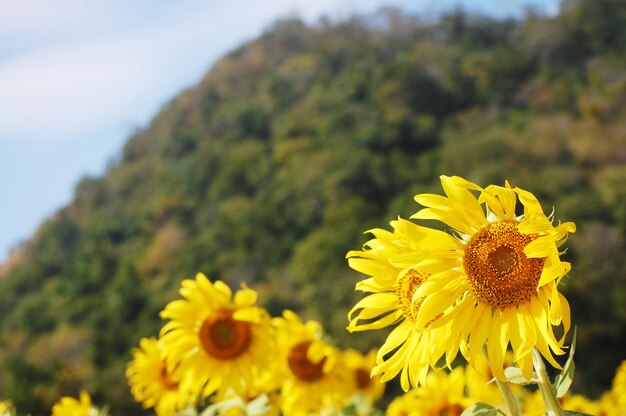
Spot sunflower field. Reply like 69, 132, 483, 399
1, 0, 625, 414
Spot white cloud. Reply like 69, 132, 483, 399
0, 0, 414, 145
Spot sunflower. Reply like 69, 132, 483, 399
51, 391, 97, 416
203, 389, 278, 416
612, 360, 626, 411
347, 222, 450, 390
273, 310, 353, 416
519, 390, 546, 416
385, 175, 575, 381
126, 337, 191, 415
0, 400, 14, 416
561, 394, 601, 415
520, 391, 601, 416
597, 391, 622, 416
160, 274, 274, 401
385, 367, 471, 416
344, 349, 385, 404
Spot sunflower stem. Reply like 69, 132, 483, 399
494, 376, 520, 416
532, 348, 565, 416
483, 345, 520, 416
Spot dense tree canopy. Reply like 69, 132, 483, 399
1, 1, 625, 413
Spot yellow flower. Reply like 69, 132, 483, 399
160, 274, 274, 401
126, 337, 191, 415
344, 349, 385, 404
273, 310, 353, 416
51, 391, 95, 416
203, 390, 278, 416
561, 394, 601, 415
607, 359, 626, 415
519, 389, 546, 416
520, 391, 601, 416
390, 175, 575, 381
347, 224, 449, 389
385, 367, 470, 416
597, 391, 623, 416
0, 400, 15, 416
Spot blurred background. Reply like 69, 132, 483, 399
0, 0, 624, 414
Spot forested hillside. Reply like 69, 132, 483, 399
1, 0, 625, 413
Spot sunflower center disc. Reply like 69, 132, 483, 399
199, 310, 252, 360
287, 341, 326, 382
158, 361, 179, 390
355, 367, 371, 389
433, 403, 465, 416
463, 220, 544, 309
396, 269, 428, 323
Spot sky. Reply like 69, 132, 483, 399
0, 0, 561, 262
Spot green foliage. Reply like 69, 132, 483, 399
504, 367, 537, 385
460, 402, 503, 416
554, 328, 577, 398
0, 1, 625, 413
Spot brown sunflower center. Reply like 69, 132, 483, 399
158, 361, 179, 391
463, 220, 544, 309
199, 309, 252, 360
355, 367, 371, 389
396, 269, 428, 323
287, 341, 326, 382
433, 403, 465, 416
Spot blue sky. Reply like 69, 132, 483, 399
0, 0, 560, 262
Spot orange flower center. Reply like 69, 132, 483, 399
199, 309, 252, 360
158, 361, 179, 391
433, 403, 465, 416
287, 341, 326, 382
355, 367, 371, 389
396, 269, 428, 324
463, 220, 544, 309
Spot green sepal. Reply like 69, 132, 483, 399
554, 327, 577, 398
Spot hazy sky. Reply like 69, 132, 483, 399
0, 0, 560, 262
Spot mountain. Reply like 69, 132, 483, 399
1, 1, 625, 413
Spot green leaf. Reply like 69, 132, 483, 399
461, 402, 502, 416
554, 327, 577, 398
340, 403, 359, 416
563, 411, 594, 416
504, 366, 537, 385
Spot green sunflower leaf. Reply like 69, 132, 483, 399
504, 366, 537, 384
554, 327, 577, 398
563, 411, 594, 416
460, 402, 503, 416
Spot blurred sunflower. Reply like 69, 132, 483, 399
521, 392, 601, 416
385, 367, 470, 416
601, 359, 626, 415
344, 349, 384, 404
612, 360, 626, 410
0, 400, 14, 416
519, 390, 545, 416
51, 391, 99, 416
203, 389, 278, 416
598, 391, 623, 416
390, 175, 575, 381
347, 224, 449, 390
126, 337, 191, 415
561, 394, 601, 415
160, 274, 274, 401
273, 310, 352, 415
